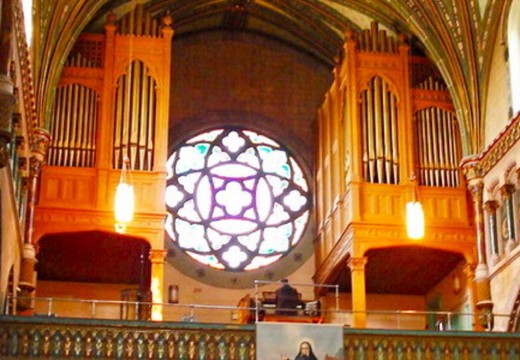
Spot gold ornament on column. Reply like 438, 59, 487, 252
406, 173, 424, 239
114, 154, 134, 233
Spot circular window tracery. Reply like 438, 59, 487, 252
165, 127, 311, 272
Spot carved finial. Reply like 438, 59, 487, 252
162, 10, 173, 28
107, 11, 116, 25
344, 27, 355, 41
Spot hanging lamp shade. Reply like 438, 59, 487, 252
406, 200, 424, 239
114, 156, 134, 233
406, 174, 424, 239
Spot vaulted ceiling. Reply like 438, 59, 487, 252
32, 0, 508, 156
29, 0, 507, 294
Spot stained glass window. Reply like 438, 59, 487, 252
165, 128, 310, 271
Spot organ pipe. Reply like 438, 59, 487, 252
49, 84, 98, 167
390, 93, 399, 183
360, 76, 399, 184
113, 60, 157, 171
414, 107, 461, 187
374, 77, 384, 183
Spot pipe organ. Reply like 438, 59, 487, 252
314, 22, 474, 302
35, 6, 173, 245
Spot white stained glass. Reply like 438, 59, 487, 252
238, 230, 261, 251
215, 182, 252, 216
176, 146, 206, 173
212, 177, 225, 188
165, 185, 185, 208
292, 211, 309, 245
164, 214, 176, 241
243, 130, 280, 147
260, 148, 291, 178
244, 254, 283, 270
266, 175, 288, 196
256, 178, 272, 221
213, 206, 225, 217
210, 163, 256, 178
178, 200, 201, 222
222, 131, 246, 152
211, 219, 258, 235
207, 228, 231, 250
222, 246, 248, 268
178, 172, 201, 194
166, 154, 176, 180
176, 220, 209, 252
283, 189, 307, 212
290, 158, 308, 191
259, 227, 290, 254
207, 147, 231, 167
266, 203, 290, 225
187, 252, 225, 269
243, 179, 255, 190
195, 175, 213, 220
237, 148, 260, 168
243, 208, 256, 220
187, 129, 223, 143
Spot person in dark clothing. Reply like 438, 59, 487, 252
275, 279, 300, 315
283, 341, 318, 360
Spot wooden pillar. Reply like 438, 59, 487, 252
343, 31, 362, 183
461, 156, 493, 330
462, 263, 482, 331
149, 249, 167, 321
348, 257, 367, 328
97, 17, 116, 171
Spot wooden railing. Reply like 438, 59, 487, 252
1, 315, 520, 359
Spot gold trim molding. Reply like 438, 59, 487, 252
469, 113, 520, 175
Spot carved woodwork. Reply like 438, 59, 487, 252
314, 22, 475, 298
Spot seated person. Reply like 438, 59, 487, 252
275, 279, 300, 315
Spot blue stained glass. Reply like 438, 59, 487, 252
195, 143, 210, 155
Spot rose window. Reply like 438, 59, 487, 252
164, 128, 310, 271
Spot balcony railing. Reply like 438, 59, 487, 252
1, 313, 520, 360
4, 296, 513, 332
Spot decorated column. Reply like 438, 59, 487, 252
348, 257, 367, 328
19, 128, 50, 297
499, 184, 516, 252
149, 249, 168, 321
0, 76, 15, 168
461, 156, 493, 330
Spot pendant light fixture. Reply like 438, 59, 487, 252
406, 173, 424, 239
114, 154, 134, 233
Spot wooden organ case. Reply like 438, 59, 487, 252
33, 7, 173, 310
313, 23, 477, 327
